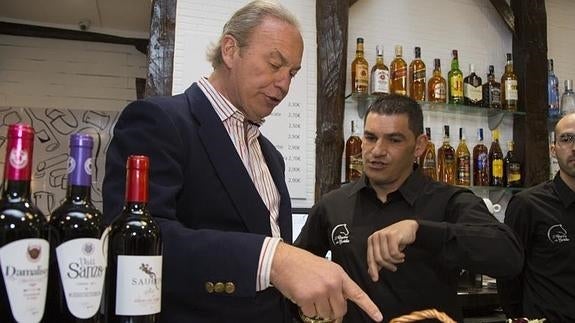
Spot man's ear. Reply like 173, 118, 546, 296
414, 133, 427, 158
550, 143, 557, 159
221, 34, 239, 69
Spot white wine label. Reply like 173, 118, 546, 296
0, 238, 49, 323
115, 255, 162, 316
464, 84, 482, 102
56, 238, 105, 319
505, 80, 518, 100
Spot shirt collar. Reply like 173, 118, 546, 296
553, 173, 575, 207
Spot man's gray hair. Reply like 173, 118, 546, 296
206, 0, 300, 69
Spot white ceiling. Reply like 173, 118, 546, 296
0, 0, 152, 38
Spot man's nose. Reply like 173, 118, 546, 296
275, 70, 291, 95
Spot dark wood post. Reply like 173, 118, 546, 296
314, 0, 350, 200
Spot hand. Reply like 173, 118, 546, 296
367, 220, 419, 281
271, 242, 383, 322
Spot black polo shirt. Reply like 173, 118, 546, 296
498, 174, 575, 322
296, 167, 522, 323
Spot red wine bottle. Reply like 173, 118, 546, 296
46, 133, 105, 322
0, 124, 49, 323
104, 155, 162, 323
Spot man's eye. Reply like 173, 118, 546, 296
269, 63, 280, 70
559, 134, 575, 143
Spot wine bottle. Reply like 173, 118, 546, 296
489, 129, 504, 187
0, 124, 49, 323
455, 128, 471, 186
473, 128, 490, 186
104, 155, 162, 323
437, 125, 456, 185
419, 127, 437, 181
46, 133, 105, 322
345, 120, 363, 182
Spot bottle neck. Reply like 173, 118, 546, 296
505, 61, 513, 73
2, 180, 32, 201
66, 184, 92, 202
451, 59, 459, 70
356, 43, 364, 57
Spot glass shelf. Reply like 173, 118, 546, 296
345, 93, 525, 129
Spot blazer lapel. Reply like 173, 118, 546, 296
185, 85, 272, 236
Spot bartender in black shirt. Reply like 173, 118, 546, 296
498, 113, 575, 322
296, 94, 523, 322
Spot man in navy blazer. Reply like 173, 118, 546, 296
103, 1, 382, 322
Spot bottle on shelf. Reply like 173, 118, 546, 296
448, 49, 464, 104
501, 53, 518, 111
370, 44, 390, 95
390, 45, 407, 96
46, 133, 105, 322
463, 64, 483, 107
409, 46, 426, 101
489, 128, 504, 187
456, 128, 471, 186
437, 125, 456, 185
428, 58, 447, 103
0, 124, 50, 323
504, 141, 522, 187
418, 127, 437, 181
473, 128, 490, 186
104, 155, 163, 322
548, 59, 560, 118
482, 65, 502, 109
561, 79, 575, 115
345, 120, 363, 182
351, 37, 369, 94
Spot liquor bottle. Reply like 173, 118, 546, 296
463, 64, 483, 106
561, 79, 575, 115
345, 120, 363, 182
473, 128, 490, 186
437, 125, 456, 185
482, 65, 501, 109
448, 49, 464, 104
489, 129, 504, 187
548, 59, 560, 118
409, 46, 426, 101
501, 53, 518, 111
504, 141, 522, 187
390, 45, 407, 96
0, 124, 49, 323
46, 133, 105, 322
370, 45, 390, 95
351, 37, 369, 94
418, 127, 437, 180
428, 58, 447, 103
456, 128, 471, 186
104, 155, 162, 322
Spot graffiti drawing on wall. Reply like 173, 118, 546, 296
0, 107, 119, 217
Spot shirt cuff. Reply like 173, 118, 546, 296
256, 236, 282, 291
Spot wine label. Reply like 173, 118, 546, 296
115, 255, 162, 316
450, 77, 463, 97
0, 238, 49, 323
433, 83, 446, 100
56, 238, 105, 319
464, 84, 482, 102
349, 153, 363, 181
505, 80, 518, 100
371, 69, 390, 94
354, 65, 369, 89
492, 159, 504, 177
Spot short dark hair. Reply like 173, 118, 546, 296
364, 94, 423, 136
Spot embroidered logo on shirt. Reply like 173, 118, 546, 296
331, 224, 350, 246
547, 224, 570, 244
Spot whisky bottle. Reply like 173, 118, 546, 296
418, 127, 437, 180
428, 59, 447, 103
489, 129, 504, 186
501, 53, 518, 111
463, 64, 483, 106
473, 128, 490, 186
482, 65, 501, 109
448, 49, 464, 104
561, 79, 575, 115
409, 46, 426, 101
548, 59, 560, 118
504, 141, 522, 187
345, 120, 363, 182
456, 128, 471, 186
390, 45, 407, 96
351, 37, 369, 94
437, 125, 456, 185
370, 45, 390, 95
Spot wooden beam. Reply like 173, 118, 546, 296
511, 0, 548, 186
315, 0, 349, 200
145, 0, 176, 97
0, 22, 148, 54
490, 0, 515, 33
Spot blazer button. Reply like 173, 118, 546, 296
225, 282, 236, 294
205, 282, 214, 293
214, 282, 225, 293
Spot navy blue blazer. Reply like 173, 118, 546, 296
103, 83, 294, 322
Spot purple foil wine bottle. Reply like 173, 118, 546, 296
0, 124, 49, 323
46, 133, 105, 322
